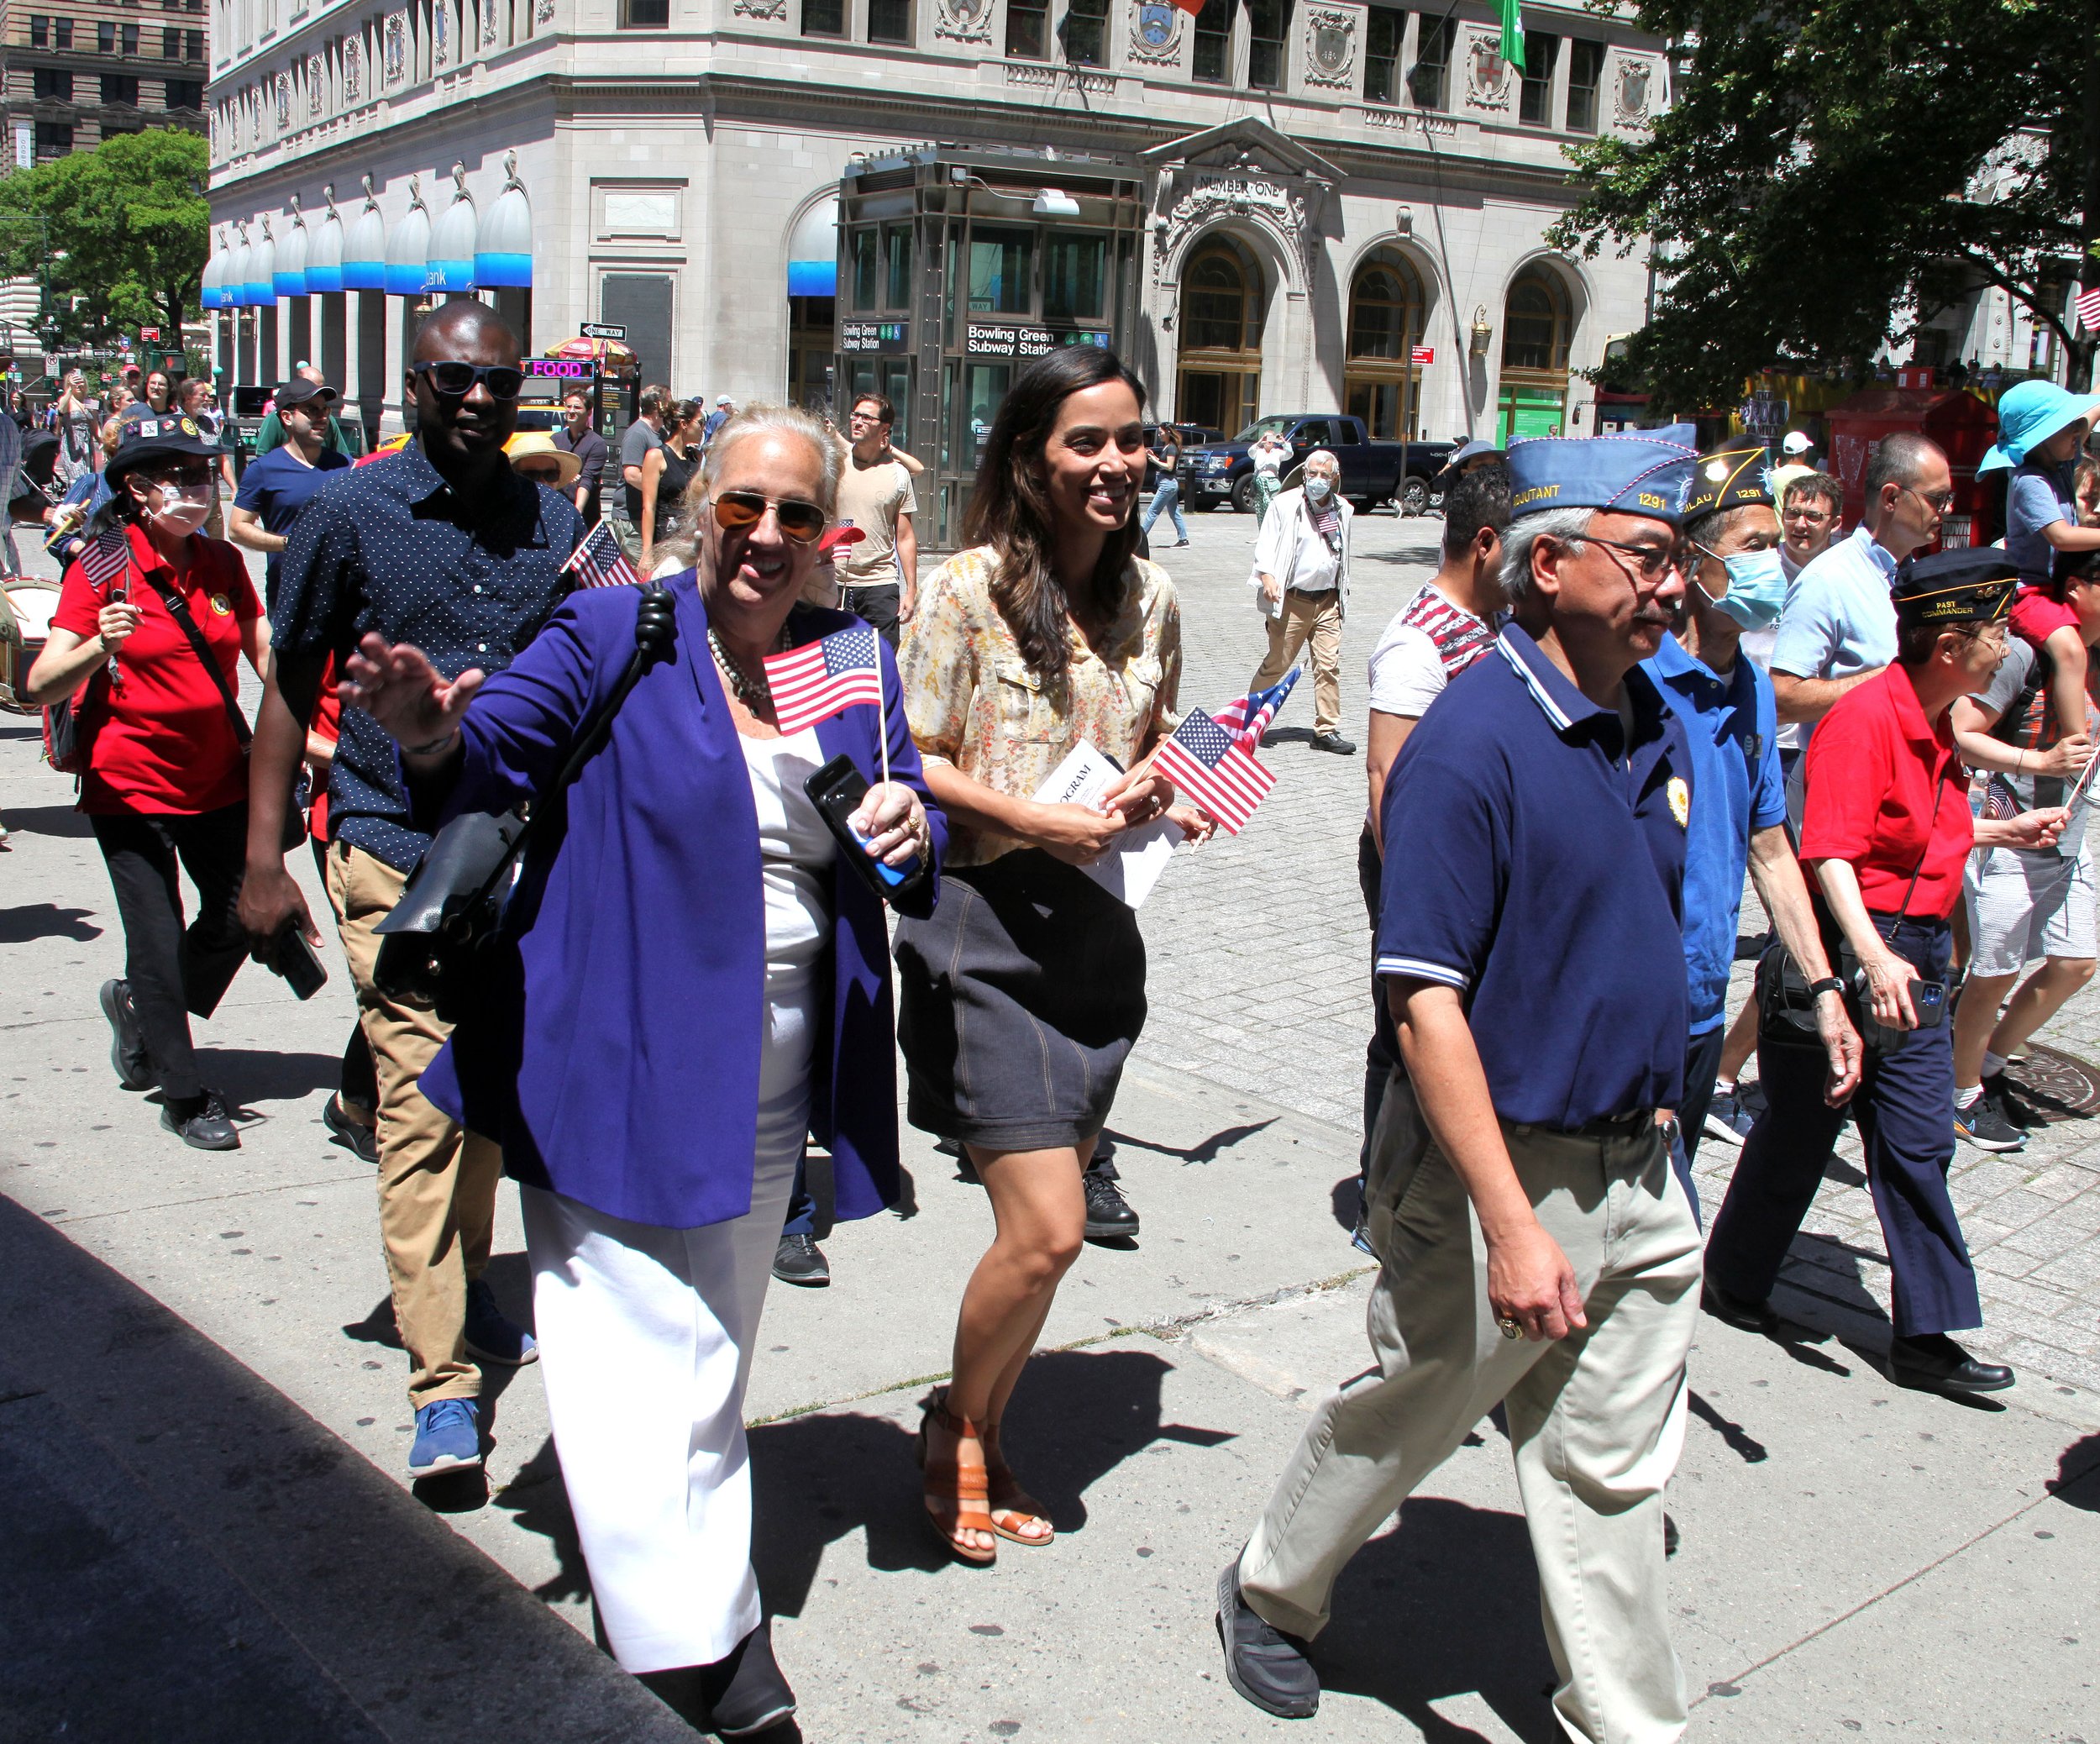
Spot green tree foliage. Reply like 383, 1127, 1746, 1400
1550, 1, 2100, 403
0, 129, 207, 345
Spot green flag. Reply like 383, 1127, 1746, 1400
1499, 0, 1525, 71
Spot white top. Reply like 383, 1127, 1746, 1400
738, 727, 836, 996
1366, 594, 1495, 719
1252, 437, 1290, 478
1251, 486, 1351, 610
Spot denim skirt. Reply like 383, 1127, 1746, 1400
893, 848, 1146, 1151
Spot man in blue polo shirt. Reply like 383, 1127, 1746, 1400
1218, 431, 1709, 1741
1643, 445, 1860, 1216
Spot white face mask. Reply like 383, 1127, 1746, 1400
1305, 475, 1335, 500
149, 481, 213, 534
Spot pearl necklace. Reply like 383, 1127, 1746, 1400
708, 624, 785, 708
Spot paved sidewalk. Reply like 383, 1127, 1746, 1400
4, 509, 2099, 1740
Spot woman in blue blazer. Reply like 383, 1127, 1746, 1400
342, 404, 942, 1735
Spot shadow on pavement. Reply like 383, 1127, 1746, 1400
0, 1192, 692, 1742
2048, 1434, 2100, 1510
1106, 1116, 1278, 1165
0, 801, 95, 838
1314, 1496, 1558, 1741
202, 1046, 344, 1106
0, 900, 101, 943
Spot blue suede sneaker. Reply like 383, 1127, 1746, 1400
407, 1398, 481, 1477
463, 1277, 538, 1367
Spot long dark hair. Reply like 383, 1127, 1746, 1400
962, 345, 1148, 681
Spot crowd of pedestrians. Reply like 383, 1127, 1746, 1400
20, 307, 2100, 1742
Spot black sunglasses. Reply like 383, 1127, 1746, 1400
414, 361, 526, 402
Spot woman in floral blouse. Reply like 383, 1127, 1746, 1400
895, 345, 1206, 1565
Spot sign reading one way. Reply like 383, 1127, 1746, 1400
580, 322, 628, 341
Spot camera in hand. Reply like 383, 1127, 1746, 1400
258, 917, 329, 1001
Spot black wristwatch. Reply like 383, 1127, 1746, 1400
1806, 976, 1845, 1000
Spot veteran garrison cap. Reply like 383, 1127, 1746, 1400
1891, 547, 2019, 626
102, 412, 225, 482
1504, 427, 1702, 528
1683, 444, 1775, 523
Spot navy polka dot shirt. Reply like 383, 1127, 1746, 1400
272, 440, 581, 871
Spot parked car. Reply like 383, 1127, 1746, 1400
1184, 415, 1457, 516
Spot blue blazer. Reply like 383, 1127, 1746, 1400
417, 575, 944, 1230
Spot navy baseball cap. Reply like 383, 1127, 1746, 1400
1505, 427, 1702, 528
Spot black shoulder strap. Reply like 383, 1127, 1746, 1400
139, 562, 252, 749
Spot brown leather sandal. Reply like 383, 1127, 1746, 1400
981, 1421, 1055, 1547
916, 1388, 997, 1566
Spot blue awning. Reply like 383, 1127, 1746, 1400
787, 197, 837, 297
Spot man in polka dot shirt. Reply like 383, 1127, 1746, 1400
242, 300, 581, 1478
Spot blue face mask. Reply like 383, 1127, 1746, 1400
1699, 545, 1788, 631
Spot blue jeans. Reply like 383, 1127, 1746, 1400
1142, 478, 1187, 541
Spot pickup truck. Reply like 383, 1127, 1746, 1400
1181, 415, 1457, 517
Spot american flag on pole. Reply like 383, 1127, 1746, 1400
562, 521, 641, 591
79, 529, 131, 591
1982, 775, 2023, 821
1152, 707, 1275, 835
2076, 286, 2100, 334
763, 625, 885, 734
1211, 667, 1300, 753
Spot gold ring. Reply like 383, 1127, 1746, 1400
1498, 1316, 1522, 1340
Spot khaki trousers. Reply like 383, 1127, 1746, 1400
326, 841, 503, 1409
1239, 1076, 1703, 1744
1252, 588, 1343, 734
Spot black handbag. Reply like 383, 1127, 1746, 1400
373, 582, 677, 1024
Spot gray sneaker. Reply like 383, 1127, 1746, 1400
1216, 1561, 1320, 1719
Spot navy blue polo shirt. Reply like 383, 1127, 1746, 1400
232, 443, 352, 608
272, 440, 581, 871
1375, 623, 1692, 1128
1641, 633, 1787, 1034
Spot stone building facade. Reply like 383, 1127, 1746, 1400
6, 0, 207, 166
204, 0, 1670, 454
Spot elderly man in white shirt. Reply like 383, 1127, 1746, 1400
1249, 448, 1355, 754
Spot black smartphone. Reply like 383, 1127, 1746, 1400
804, 754, 923, 904
265, 918, 329, 1001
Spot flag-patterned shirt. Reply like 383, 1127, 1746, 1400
900, 546, 1182, 866
1367, 580, 1501, 722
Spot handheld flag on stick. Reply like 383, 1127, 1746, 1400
763, 624, 888, 769
563, 521, 641, 591
78, 530, 131, 686
1498, 0, 1525, 71
1152, 707, 1275, 835
1211, 667, 1300, 754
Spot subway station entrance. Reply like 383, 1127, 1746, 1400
834, 146, 1147, 550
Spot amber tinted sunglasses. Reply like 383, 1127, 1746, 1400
711, 490, 827, 544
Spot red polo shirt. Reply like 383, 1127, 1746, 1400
51, 523, 261, 815
1798, 662, 1971, 919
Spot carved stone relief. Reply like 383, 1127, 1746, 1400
482, 0, 498, 45
383, 11, 407, 84
1151, 165, 1320, 292
433, 0, 450, 66
1304, 8, 1354, 89
1128, 1, 1180, 66
275, 71, 291, 130
1613, 55, 1652, 126
307, 53, 323, 112
1364, 107, 1457, 138
932, 0, 989, 42
343, 36, 363, 101
534, 0, 554, 24
1462, 28, 1512, 110
732, 0, 788, 17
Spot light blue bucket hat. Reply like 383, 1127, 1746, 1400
1977, 379, 2100, 474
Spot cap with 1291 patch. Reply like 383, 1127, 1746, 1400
1683, 444, 1775, 523
1504, 426, 1702, 528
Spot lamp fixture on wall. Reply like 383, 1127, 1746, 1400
1469, 304, 1493, 357
1032, 187, 1081, 218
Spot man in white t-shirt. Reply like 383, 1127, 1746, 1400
831, 392, 918, 648
1348, 460, 1510, 1244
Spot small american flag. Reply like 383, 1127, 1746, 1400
764, 626, 884, 734
1152, 707, 1275, 835
1982, 775, 2023, 821
79, 530, 130, 591
1211, 667, 1300, 753
2077, 286, 2100, 334
562, 521, 640, 591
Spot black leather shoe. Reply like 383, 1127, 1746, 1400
1084, 1169, 1140, 1241
772, 1232, 831, 1286
1701, 1280, 1777, 1335
101, 979, 155, 1091
703, 1619, 796, 1738
161, 1090, 239, 1152
323, 1093, 381, 1164
1310, 733, 1357, 755
1216, 1562, 1319, 1719
1889, 1333, 2015, 1395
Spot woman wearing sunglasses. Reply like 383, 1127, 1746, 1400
338, 402, 942, 1736
894, 344, 1200, 1565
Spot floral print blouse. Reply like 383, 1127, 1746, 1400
899, 545, 1183, 866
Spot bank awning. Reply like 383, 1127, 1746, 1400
787, 197, 837, 298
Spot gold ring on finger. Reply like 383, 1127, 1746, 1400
1498, 1316, 1522, 1340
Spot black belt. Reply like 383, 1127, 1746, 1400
1570, 1107, 1659, 1138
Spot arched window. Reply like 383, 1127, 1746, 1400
1347, 253, 1423, 363
1502, 267, 1571, 374
1178, 238, 1265, 435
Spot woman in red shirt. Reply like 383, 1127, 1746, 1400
26, 415, 267, 1150
1705, 550, 2064, 1397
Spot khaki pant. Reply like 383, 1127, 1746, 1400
1252, 589, 1343, 734
326, 840, 503, 1410
1239, 1076, 1703, 1744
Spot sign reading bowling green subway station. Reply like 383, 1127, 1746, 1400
842, 320, 910, 355
966, 323, 1113, 359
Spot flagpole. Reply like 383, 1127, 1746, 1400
877, 637, 891, 791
